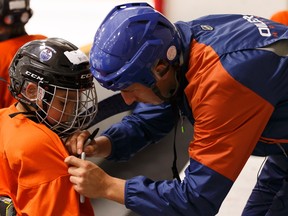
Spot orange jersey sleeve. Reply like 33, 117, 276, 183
0, 104, 94, 215
270, 10, 288, 26
0, 34, 47, 109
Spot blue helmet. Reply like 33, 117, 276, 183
90, 2, 181, 91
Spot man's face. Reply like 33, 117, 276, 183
120, 83, 164, 105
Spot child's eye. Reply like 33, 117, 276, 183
59, 101, 65, 106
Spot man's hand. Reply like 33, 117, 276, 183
65, 156, 125, 204
65, 130, 112, 158
65, 130, 90, 155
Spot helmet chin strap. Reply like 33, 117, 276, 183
151, 67, 180, 102
9, 102, 37, 121
151, 84, 175, 102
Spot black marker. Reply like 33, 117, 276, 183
83, 127, 100, 148
80, 128, 99, 203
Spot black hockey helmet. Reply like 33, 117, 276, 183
0, 0, 32, 26
9, 37, 98, 137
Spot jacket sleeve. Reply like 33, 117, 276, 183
103, 102, 178, 161
125, 158, 233, 216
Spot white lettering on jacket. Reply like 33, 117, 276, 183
243, 15, 271, 37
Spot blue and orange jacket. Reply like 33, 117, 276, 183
102, 14, 288, 215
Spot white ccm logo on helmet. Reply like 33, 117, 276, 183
80, 73, 93, 79
243, 15, 271, 37
25, 71, 44, 81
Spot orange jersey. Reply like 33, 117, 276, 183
270, 10, 288, 26
0, 104, 94, 215
0, 35, 47, 109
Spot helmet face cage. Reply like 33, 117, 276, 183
90, 2, 181, 91
36, 83, 98, 138
8, 38, 98, 137
0, 0, 32, 26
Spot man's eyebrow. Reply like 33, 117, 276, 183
121, 88, 136, 93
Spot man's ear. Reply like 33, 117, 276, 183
25, 82, 37, 100
153, 59, 170, 80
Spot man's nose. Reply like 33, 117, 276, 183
120, 91, 136, 105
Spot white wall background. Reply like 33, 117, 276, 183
26, 0, 154, 48
164, 0, 288, 22
27, 0, 288, 48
